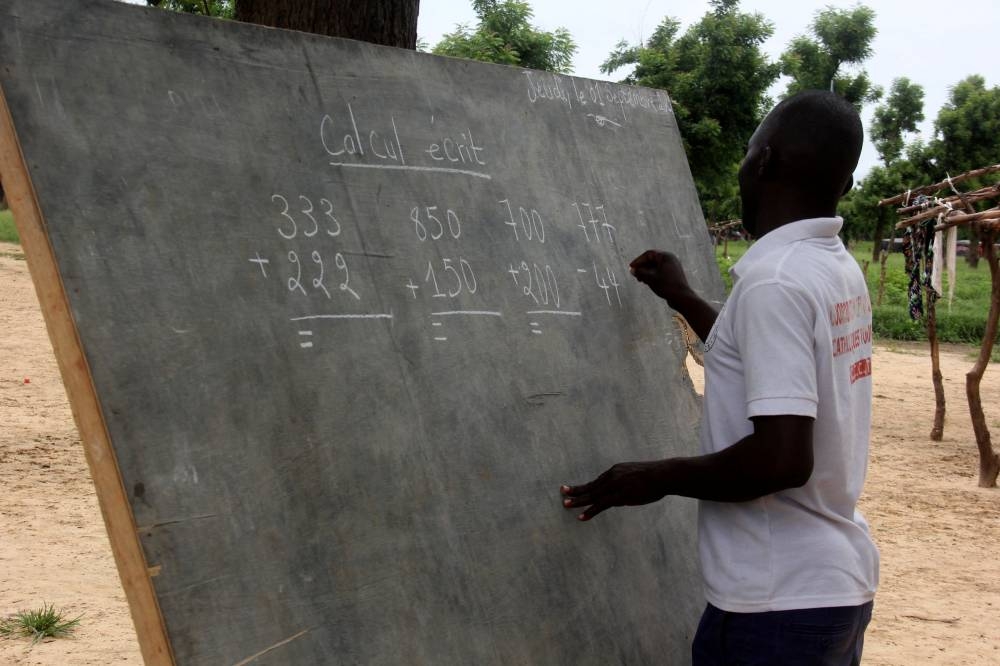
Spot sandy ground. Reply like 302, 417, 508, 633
1, 239, 999, 664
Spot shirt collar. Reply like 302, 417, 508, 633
731, 216, 843, 280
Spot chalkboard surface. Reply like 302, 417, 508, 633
0, 1, 724, 663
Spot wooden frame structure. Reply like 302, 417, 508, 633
0, 87, 175, 663
879, 164, 1000, 487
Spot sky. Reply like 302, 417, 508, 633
418, 0, 1000, 180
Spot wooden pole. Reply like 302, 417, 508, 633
926, 291, 946, 441
0, 88, 175, 662
966, 227, 1000, 487
895, 183, 1000, 215
879, 163, 1000, 207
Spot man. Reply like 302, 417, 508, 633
561, 90, 879, 665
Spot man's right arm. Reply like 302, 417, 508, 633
629, 250, 718, 341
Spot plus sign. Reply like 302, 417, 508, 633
249, 253, 270, 278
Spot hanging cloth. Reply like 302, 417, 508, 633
945, 225, 958, 309
931, 230, 944, 295
902, 217, 938, 321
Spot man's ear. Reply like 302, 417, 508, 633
757, 145, 774, 179
841, 174, 854, 196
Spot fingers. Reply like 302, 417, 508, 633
561, 493, 596, 508
561, 489, 613, 521
561, 478, 613, 521
578, 501, 611, 521
560, 470, 607, 498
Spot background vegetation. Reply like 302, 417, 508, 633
0, 210, 18, 244
717, 240, 997, 349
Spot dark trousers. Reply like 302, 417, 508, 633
692, 601, 874, 666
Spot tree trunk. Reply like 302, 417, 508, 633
966, 221, 981, 268
871, 218, 885, 262
234, 0, 419, 49
966, 228, 1000, 487
925, 294, 945, 441
876, 248, 888, 307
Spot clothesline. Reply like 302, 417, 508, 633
894, 185, 1000, 229
895, 183, 1000, 216
878, 163, 1000, 207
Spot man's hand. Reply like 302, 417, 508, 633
560, 461, 670, 521
629, 250, 692, 307
629, 249, 718, 341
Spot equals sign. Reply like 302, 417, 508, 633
432, 321, 446, 341
298, 330, 313, 348
529, 322, 542, 335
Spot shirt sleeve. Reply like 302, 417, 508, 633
733, 280, 818, 419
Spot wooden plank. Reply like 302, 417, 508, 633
0, 85, 174, 665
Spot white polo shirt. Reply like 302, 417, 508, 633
698, 216, 879, 613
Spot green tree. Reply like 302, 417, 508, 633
870, 77, 924, 165
780, 5, 880, 109
432, 1, 576, 73
146, 0, 234, 18
861, 77, 925, 258
932, 75, 1000, 175
601, 0, 779, 221
840, 141, 937, 249
929, 75, 1000, 267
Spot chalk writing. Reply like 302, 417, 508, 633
271, 194, 341, 239
499, 199, 545, 243
423, 258, 477, 298
572, 202, 615, 244
586, 114, 622, 129
320, 105, 491, 179
424, 129, 487, 166
249, 253, 270, 278
411, 205, 462, 241
508, 261, 560, 308
593, 262, 623, 307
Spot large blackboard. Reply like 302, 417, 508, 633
0, 1, 724, 663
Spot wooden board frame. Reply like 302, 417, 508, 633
0, 85, 174, 665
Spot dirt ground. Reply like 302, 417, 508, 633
1, 240, 999, 664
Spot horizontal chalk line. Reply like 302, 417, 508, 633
290, 313, 393, 321
525, 310, 582, 316
330, 161, 492, 180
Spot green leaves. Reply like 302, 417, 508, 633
145, 0, 234, 18
601, 2, 778, 220
432, 1, 576, 73
780, 6, 880, 110
933, 75, 1000, 175
871, 78, 925, 165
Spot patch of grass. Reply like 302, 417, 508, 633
0, 209, 19, 244
0, 603, 82, 645
713, 238, 998, 347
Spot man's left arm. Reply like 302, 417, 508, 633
563, 280, 819, 520
561, 414, 813, 520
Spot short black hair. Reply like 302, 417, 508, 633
761, 90, 863, 199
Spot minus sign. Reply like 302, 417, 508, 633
577, 269, 588, 273
434, 337, 448, 341
300, 342, 314, 348
432, 322, 443, 327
